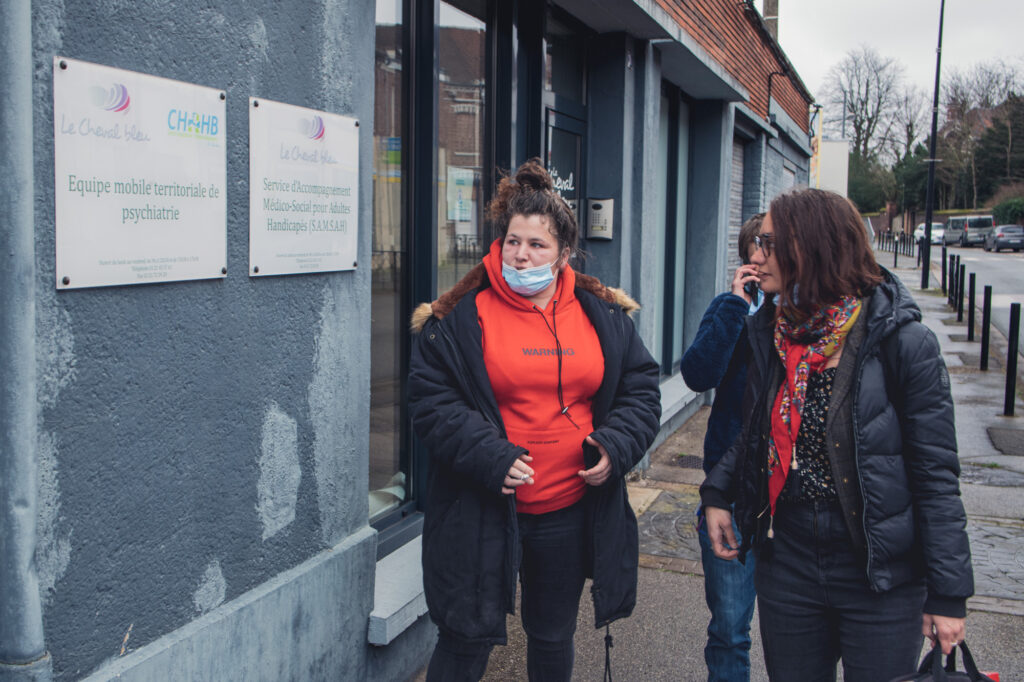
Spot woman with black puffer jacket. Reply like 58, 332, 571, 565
409, 159, 661, 682
700, 188, 974, 682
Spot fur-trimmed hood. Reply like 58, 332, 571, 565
410, 261, 640, 333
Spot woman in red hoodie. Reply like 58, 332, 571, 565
410, 159, 661, 681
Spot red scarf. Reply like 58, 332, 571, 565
767, 296, 861, 514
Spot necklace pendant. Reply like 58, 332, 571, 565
790, 445, 799, 470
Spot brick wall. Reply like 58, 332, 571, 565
655, 0, 811, 132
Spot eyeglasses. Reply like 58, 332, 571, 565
754, 234, 775, 257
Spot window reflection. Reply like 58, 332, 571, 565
437, 2, 486, 295
545, 14, 585, 104
370, 0, 406, 522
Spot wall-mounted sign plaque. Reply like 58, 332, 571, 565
248, 98, 359, 277
53, 57, 227, 289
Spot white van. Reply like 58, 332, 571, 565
945, 215, 994, 247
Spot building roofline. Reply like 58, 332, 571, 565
739, 0, 815, 104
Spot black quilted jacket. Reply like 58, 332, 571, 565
409, 265, 661, 644
701, 270, 974, 617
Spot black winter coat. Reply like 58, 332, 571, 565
701, 270, 973, 617
409, 264, 661, 644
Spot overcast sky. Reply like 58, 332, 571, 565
753, 0, 1023, 104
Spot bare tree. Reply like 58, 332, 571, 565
953, 59, 1021, 109
941, 60, 1023, 208
890, 85, 929, 162
821, 45, 905, 159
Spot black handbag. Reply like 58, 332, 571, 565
888, 641, 997, 682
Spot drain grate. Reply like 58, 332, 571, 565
672, 454, 704, 469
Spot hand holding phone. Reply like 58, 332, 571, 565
732, 264, 760, 302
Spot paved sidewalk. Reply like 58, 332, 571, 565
417, 254, 1024, 680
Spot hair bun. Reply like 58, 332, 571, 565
512, 158, 554, 192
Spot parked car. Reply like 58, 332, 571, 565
946, 215, 995, 247
913, 222, 948, 245
983, 224, 1024, 252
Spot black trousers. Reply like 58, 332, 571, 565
756, 499, 926, 682
426, 499, 587, 682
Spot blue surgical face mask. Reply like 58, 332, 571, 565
502, 260, 558, 296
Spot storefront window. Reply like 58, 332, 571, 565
545, 14, 585, 105
369, 0, 406, 522
437, 1, 487, 295
546, 116, 582, 221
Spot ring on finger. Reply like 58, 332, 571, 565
519, 473, 529, 481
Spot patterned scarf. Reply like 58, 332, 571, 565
767, 296, 861, 514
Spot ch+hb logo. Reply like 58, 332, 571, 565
167, 109, 220, 137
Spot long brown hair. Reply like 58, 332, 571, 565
768, 188, 882, 320
487, 158, 580, 260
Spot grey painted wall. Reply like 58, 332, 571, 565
28, 1, 377, 678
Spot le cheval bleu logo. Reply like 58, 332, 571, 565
279, 115, 338, 165
61, 82, 149, 143
305, 115, 326, 141
92, 83, 131, 113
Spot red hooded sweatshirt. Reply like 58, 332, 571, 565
477, 239, 605, 514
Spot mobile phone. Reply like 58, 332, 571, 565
743, 280, 759, 299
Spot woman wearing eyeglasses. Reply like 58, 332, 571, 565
700, 188, 974, 681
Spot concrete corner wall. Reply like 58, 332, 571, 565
683, 100, 731, 349
27, 1, 382, 678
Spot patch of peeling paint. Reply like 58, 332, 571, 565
193, 559, 226, 614
35, 431, 73, 605
257, 402, 301, 541
36, 291, 76, 409
35, 285, 77, 603
308, 283, 367, 546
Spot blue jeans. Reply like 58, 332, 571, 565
756, 499, 925, 682
426, 500, 587, 682
698, 508, 757, 682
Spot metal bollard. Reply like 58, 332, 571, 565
981, 285, 992, 371
893, 235, 899, 268
941, 245, 948, 293
1005, 303, 1020, 417
968, 273, 976, 341
957, 264, 966, 322
947, 260, 953, 304
954, 256, 962, 306
948, 259, 957, 306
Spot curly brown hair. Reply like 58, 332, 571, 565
768, 188, 882, 320
487, 158, 580, 260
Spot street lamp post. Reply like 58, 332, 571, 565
921, 0, 946, 290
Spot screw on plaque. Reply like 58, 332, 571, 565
354, 121, 359, 127
62, 276, 70, 285
353, 261, 358, 268
59, 60, 67, 70
221, 267, 227, 275
253, 100, 259, 108
220, 92, 226, 101
253, 266, 260, 274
